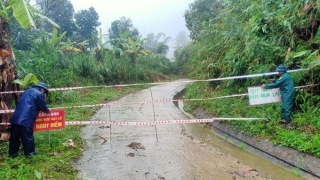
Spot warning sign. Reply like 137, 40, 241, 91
34, 109, 65, 132
248, 86, 281, 105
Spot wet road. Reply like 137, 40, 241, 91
75, 80, 303, 180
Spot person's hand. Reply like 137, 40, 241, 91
269, 78, 274, 83
261, 84, 265, 89
44, 109, 50, 116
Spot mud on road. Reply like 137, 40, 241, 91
75, 80, 303, 180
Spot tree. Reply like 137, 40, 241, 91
108, 17, 140, 58
0, 0, 57, 140
173, 44, 193, 75
93, 28, 109, 62
108, 17, 140, 47
173, 31, 190, 50
121, 36, 151, 83
10, 21, 47, 50
144, 32, 171, 55
184, 0, 320, 92
74, 7, 101, 49
35, 0, 76, 37
122, 37, 151, 65
155, 43, 169, 55
184, 0, 223, 40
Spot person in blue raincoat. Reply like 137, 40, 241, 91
261, 65, 295, 124
9, 82, 50, 158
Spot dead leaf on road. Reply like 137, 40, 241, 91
127, 142, 145, 150
125, 153, 135, 157
158, 174, 166, 180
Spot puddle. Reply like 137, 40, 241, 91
174, 89, 305, 180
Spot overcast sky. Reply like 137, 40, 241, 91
69, 0, 195, 58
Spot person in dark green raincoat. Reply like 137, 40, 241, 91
261, 65, 295, 124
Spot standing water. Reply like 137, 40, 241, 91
176, 89, 309, 180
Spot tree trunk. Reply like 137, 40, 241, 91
0, 17, 19, 141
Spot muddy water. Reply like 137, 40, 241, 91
184, 123, 304, 180
75, 80, 304, 180
177, 94, 306, 180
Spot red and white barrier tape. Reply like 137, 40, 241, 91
0, 69, 307, 94
0, 83, 315, 114
0, 110, 14, 114
0, 94, 250, 114
0, 117, 266, 126
0, 94, 248, 114
0, 82, 164, 94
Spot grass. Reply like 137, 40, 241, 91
0, 85, 145, 180
238, 143, 246, 150
184, 82, 320, 158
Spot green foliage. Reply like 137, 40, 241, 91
7, 0, 36, 29
50, 28, 67, 47
238, 143, 246, 150
184, 0, 320, 84
182, 0, 320, 158
74, 7, 101, 48
108, 17, 139, 47
0, 86, 144, 179
13, 73, 39, 89
296, 89, 320, 113
11, 24, 175, 87
0, 0, 9, 20
35, 0, 75, 37
144, 32, 172, 55
184, 82, 320, 158
184, 0, 222, 40
93, 28, 109, 62
139, 54, 173, 78
122, 37, 151, 65
5, 0, 59, 30
172, 44, 194, 76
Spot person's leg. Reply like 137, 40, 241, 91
282, 97, 294, 123
287, 97, 294, 122
9, 124, 21, 158
20, 126, 36, 156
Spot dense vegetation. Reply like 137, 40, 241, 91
0, 86, 146, 179
179, 0, 320, 158
0, 0, 186, 179
1, 0, 320, 179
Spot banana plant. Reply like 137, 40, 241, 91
13, 73, 39, 89
108, 30, 131, 59
3, 0, 59, 29
50, 28, 67, 47
122, 37, 151, 65
94, 28, 110, 61
59, 39, 87, 53
121, 36, 151, 83
0, 0, 58, 138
